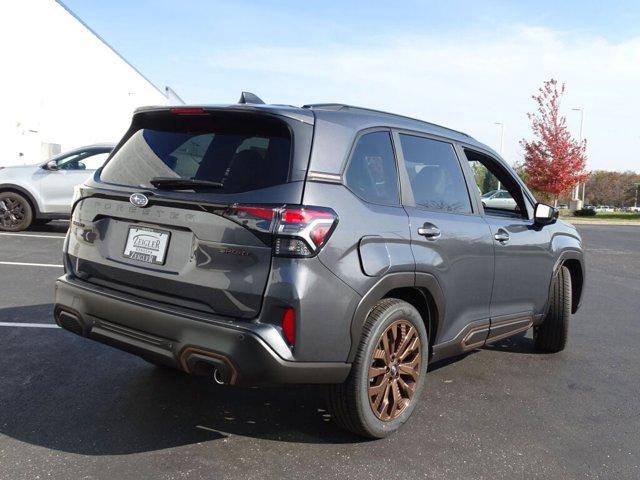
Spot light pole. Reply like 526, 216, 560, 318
572, 107, 585, 203
494, 122, 505, 190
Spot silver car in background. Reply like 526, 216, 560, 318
481, 188, 518, 210
0, 144, 114, 231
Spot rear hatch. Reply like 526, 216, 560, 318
66, 107, 314, 318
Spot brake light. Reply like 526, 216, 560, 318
223, 205, 276, 236
281, 307, 296, 345
222, 205, 338, 258
275, 207, 337, 257
235, 206, 276, 221
170, 107, 208, 115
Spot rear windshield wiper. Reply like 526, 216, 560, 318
149, 177, 224, 190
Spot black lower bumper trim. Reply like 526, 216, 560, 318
54, 276, 350, 386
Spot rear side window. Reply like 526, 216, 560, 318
399, 134, 471, 214
345, 131, 400, 206
101, 113, 291, 194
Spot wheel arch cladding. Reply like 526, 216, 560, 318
384, 286, 436, 350
562, 258, 583, 314
0, 184, 40, 217
348, 272, 444, 362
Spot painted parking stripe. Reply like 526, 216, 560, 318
0, 233, 65, 239
0, 261, 63, 268
0, 322, 60, 329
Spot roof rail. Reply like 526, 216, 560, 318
302, 103, 472, 138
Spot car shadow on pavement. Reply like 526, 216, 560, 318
0, 316, 363, 455
26, 220, 69, 234
482, 331, 545, 354
0, 302, 549, 455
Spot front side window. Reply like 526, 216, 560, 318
345, 131, 400, 206
56, 153, 87, 170
399, 134, 471, 214
466, 149, 529, 218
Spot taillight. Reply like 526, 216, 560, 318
223, 205, 276, 235
222, 204, 338, 258
281, 307, 296, 346
274, 206, 337, 257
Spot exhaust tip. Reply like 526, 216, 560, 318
180, 347, 237, 385
213, 369, 227, 385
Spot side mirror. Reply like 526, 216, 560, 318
534, 203, 558, 226
45, 160, 58, 171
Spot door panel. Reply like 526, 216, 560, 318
483, 216, 553, 317
38, 170, 93, 213
394, 132, 494, 346
407, 208, 494, 344
462, 147, 553, 320
38, 149, 110, 214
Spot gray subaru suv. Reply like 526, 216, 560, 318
54, 94, 584, 438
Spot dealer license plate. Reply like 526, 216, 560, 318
123, 226, 170, 265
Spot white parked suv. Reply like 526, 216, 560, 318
0, 144, 114, 231
481, 189, 518, 211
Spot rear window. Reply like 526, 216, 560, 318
100, 112, 292, 194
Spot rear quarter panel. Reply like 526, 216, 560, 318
303, 181, 414, 298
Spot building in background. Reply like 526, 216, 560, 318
0, 0, 181, 167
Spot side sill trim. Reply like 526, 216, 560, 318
431, 319, 490, 362
485, 313, 533, 344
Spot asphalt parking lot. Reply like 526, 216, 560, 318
0, 222, 638, 479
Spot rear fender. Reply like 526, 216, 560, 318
347, 271, 445, 362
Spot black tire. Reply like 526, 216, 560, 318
0, 191, 33, 232
534, 265, 571, 352
328, 298, 429, 438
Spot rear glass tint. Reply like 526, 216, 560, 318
100, 112, 292, 194
400, 134, 471, 214
345, 131, 400, 206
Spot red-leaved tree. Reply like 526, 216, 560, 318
520, 79, 589, 205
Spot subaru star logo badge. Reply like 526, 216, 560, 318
129, 193, 149, 208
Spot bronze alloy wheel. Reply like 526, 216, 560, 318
368, 319, 422, 421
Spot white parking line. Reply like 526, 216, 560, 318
0, 233, 65, 239
0, 261, 63, 268
196, 425, 219, 433
0, 322, 60, 329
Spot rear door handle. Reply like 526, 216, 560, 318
494, 228, 510, 244
417, 223, 441, 240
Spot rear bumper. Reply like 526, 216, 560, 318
54, 275, 350, 385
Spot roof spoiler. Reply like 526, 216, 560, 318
238, 91, 265, 105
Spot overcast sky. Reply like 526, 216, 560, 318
64, 0, 640, 172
